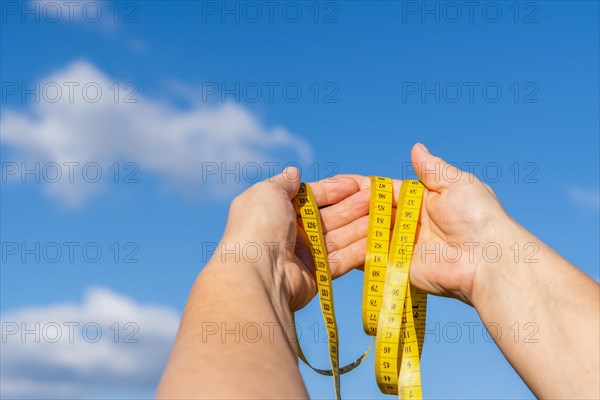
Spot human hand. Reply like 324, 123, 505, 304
219, 142, 517, 311
218, 167, 381, 311
408, 143, 517, 305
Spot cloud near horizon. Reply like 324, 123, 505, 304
1, 60, 312, 207
0, 287, 180, 399
567, 185, 600, 212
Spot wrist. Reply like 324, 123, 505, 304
209, 235, 274, 273
204, 235, 293, 316
469, 214, 534, 309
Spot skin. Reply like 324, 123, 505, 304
157, 143, 599, 399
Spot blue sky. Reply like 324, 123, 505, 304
1, 1, 599, 398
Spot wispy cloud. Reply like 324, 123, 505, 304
567, 185, 600, 212
1, 60, 312, 207
1, 287, 180, 399
23, 1, 149, 53
24, 0, 127, 30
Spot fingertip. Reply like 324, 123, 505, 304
411, 142, 430, 176
411, 143, 428, 169
281, 166, 301, 198
416, 142, 429, 154
411, 142, 446, 191
282, 166, 301, 182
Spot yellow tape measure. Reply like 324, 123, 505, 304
293, 177, 426, 400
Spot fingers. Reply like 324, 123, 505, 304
411, 143, 467, 192
319, 188, 371, 232
298, 171, 417, 279
324, 215, 369, 250
266, 166, 301, 199
323, 209, 397, 278
308, 174, 370, 207
308, 174, 405, 207
316, 177, 403, 233
328, 237, 367, 278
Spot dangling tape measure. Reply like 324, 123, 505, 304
293, 177, 426, 400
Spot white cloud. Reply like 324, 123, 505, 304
567, 185, 600, 212
1, 60, 312, 206
0, 287, 180, 399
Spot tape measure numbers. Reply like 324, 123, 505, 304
294, 177, 426, 400
371, 179, 426, 398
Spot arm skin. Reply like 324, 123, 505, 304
157, 145, 599, 399
409, 143, 599, 399
472, 214, 599, 398
156, 252, 307, 399
156, 168, 384, 399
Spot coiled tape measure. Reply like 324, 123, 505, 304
293, 177, 426, 400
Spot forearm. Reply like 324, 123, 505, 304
157, 255, 308, 399
472, 217, 600, 398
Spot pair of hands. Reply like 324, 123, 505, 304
221, 143, 514, 310
162, 144, 597, 399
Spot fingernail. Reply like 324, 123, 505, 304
418, 143, 430, 153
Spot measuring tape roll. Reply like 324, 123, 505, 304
294, 177, 426, 400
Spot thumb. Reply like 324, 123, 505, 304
269, 166, 302, 199
411, 143, 465, 192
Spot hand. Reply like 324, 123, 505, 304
220, 143, 516, 310
160, 167, 378, 398
219, 167, 379, 311
409, 143, 516, 305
